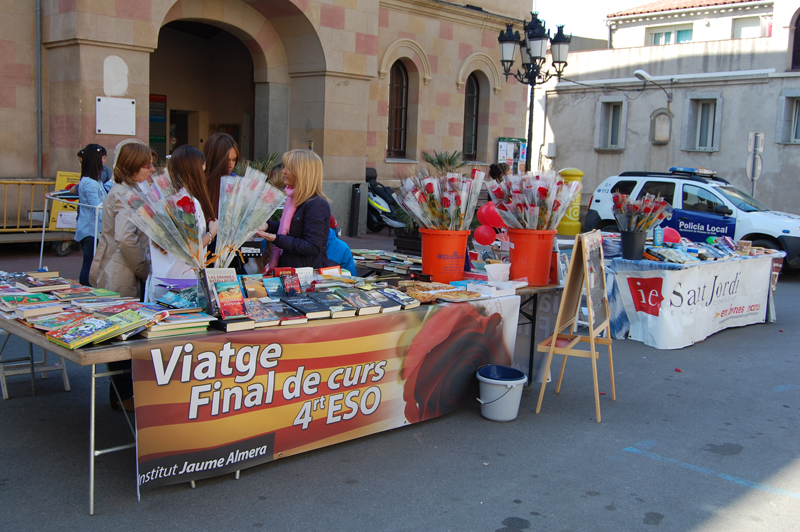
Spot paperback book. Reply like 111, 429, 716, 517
27, 311, 88, 332
15, 276, 71, 292
261, 277, 286, 299
239, 274, 268, 298
378, 287, 421, 310
244, 298, 281, 327
55, 288, 121, 301
281, 294, 330, 319
14, 302, 64, 318
281, 273, 302, 296
199, 267, 238, 316
363, 290, 402, 313
263, 301, 308, 325
307, 292, 357, 318
333, 288, 381, 315
46, 315, 119, 349
92, 310, 151, 344
208, 317, 256, 332
0, 293, 57, 310
213, 281, 248, 320
156, 290, 199, 310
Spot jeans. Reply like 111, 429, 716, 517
79, 236, 94, 286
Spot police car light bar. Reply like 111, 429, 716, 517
669, 166, 717, 176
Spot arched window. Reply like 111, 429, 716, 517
462, 73, 479, 160
793, 11, 800, 70
388, 61, 408, 158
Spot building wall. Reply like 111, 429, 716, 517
610, 2, 775, 49
0, 0, 529, 234
542, 0, 800, 215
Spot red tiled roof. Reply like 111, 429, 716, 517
608, 0, 765, 19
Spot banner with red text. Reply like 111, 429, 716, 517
132, 296, 520, 495
613, 257, 771, 349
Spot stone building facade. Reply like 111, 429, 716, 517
0, 0, 530, 234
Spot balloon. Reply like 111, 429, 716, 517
473, 225, 496, 246
476, 203, 488, 226
482, 202, 506, 228
663, 227, 681, 243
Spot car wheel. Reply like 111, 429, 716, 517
751, 239, 779, 251
600, 222, 619, 232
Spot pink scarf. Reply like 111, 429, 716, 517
267, 186, 296, 272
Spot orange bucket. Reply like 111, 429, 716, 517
507, 228, 557, 286
419, 228, 470, 284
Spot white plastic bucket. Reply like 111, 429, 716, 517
476, 365, 528, 422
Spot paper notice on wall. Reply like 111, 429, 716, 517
56, 211, 77, 229
498, 142, 508, 162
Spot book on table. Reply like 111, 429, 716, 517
0, 293, 57, 310
208, 317, 256, 332
281, 295, 331, 320
146, 312, 216, 332
91, 310, 151, 344
281, 273, 302, 296
13, 302, 65, 318
363, 290, 402, 313
261, 277, 286, 300
54, 288, 121, 301
332, 288, 381, 315
378, 288, 421, 310
199, 267, 239, 315
244, 298, 281, 327
307, 292, 357, 318
239, 274, 268, 298
26, 311, 88, 332
15, 276, 71, 292
46, 315, 119, 349
140, 326, 208, 339
262, 301, 308, 325
72, 297, 137, 310
156, 290, 200, 310
213, 280, 248, 320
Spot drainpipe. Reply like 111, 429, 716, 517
36, 0, 43, 179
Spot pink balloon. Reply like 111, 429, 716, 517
474, 225, 496, 246
663, 226, 681, 243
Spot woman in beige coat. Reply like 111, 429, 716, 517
89, 142, 154, 299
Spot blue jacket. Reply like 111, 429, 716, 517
327, 229, 356, 274
74, 176, 107, 241
267, 195, 333, 269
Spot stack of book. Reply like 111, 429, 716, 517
140, 313, 217, 339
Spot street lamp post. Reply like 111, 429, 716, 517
498, 13, 570, 172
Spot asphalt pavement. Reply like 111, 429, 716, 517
0, 235, 798, 532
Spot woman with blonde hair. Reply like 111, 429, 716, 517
257, 149, 333, 270
89, 141, 153, 299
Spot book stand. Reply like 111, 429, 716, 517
535, 230, 615, 422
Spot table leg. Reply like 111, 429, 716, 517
28, 343, 35, 396
518, 294, 539, 389
89, 364, 96, 515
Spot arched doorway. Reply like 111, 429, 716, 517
149, 20, 254, 161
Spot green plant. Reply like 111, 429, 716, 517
420, 150, 469, 176
234, 152, 283, 182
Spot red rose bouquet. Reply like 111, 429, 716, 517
392, 169, 485, 230
485, 171, 582, 230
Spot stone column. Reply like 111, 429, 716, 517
254, 81, 290, 159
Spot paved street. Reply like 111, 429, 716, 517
0, 237, 798, 531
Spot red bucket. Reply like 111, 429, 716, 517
507, 229, 557, 286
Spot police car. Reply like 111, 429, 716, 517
582, 167, 800, 269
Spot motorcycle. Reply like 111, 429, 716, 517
366, 167, 405, 233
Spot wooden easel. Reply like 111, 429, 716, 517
535, 230, 615, 422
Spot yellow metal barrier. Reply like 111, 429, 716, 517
0, 180, 55, 233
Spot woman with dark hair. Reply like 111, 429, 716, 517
204, 132, 245, 272
89, 141, 153, 300
489, 162, 510, 182
74, 144, 107, 286
257, 149, 333, 270
146, 145, 218, 302
203, 132, 239, 217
